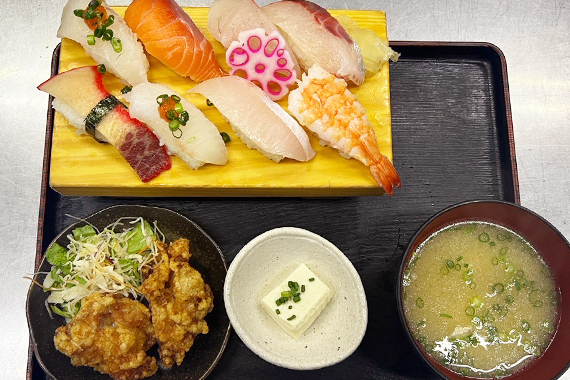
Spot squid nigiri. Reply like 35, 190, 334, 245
38, 67, 171, 182
288, 65, 400, 195
124, 82, 228, 169
208, 0, 300, 77
58, 0, 149, 86
124, 0, 226, 82
189, 76, 315, 162
262, 0, 365, 85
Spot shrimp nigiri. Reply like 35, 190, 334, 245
288, 64, 400, 195
124, 0, 226, 82
58, 0, 149, 86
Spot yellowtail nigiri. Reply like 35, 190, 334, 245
190, 76, 315, 162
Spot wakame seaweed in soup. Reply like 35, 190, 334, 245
402, 222, 558, 378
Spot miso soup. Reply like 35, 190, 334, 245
402, 222, 558, 378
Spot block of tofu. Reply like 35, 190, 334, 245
261, 263, 333, 339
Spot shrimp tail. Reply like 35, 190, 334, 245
370, 155, 401, 196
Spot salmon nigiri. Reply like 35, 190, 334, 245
124, 0, 226, 82
288, 65, 400, 195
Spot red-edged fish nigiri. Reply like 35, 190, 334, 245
124, 0, 226, 82
58, 0, 149, 86
38, 67, 171, 182
190, 76, 315, 162
262, 0, 365, 85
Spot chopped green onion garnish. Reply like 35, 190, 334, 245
276, 309, 280, 314
94, 25, 105, 38
166, 109, 176, 121
111, 37, 122, 53
492, 257, 499, 265
465, 306, 475, 316
102, 28, 113, 41
121, 86, 132, 94
309, 278, 315, 282
88, 0, 101, 8
220, 132, 230, 143
517, 270, 525, 277
446, 260, 454, 269
440, 313, 453, 319
169, 119, 180, 131
104, 15, 114, 27
171, 94, 181, 102
179, 110, 189, 123
288, 305, 292, 309
84, 8, 96, 20
492, 283, 505, 294
73, 9, 84, 17
97, 64, 106, 74
174, 102, 184, 113
206, 99, 213, 106
87, 35, 96, 45
415, 298, 424, 308
521, 320, 531, 332
293, 295, 301, 303
287, 315, 296, 321
281, 291, 292, 298
478, 232, 490, 242
301, 285, 305, 292
156, 94, 168, 105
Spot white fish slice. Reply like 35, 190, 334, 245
262, 0, 365, 85
189, 76, 315, 163
58, 0, 149, 86
124, 82, 228, 169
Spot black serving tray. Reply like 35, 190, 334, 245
28, 42, 518, 380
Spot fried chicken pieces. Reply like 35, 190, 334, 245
54, 293, 158, 380
141, 238, 214, 368
53, 238, 213, 379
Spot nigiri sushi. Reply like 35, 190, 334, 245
58, 0, 149, 86
124, 0, 226, 82
38, 66, 171, 182
288, 65, 400, 195
262, 0, 365, 85
189, 76, 315, 162
124, 82, 228, 169
208, 0, 300, 77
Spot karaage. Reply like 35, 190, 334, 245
54, 293, 158, 380
140, 238, 214, 368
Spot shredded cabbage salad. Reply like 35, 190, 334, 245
41, 217, 164, 319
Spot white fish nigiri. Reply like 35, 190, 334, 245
124, 82, 228, 169
58, 0, 149, 86
262, 0, 365, 85
189, 76, 315, 162
208, 0, 300, 77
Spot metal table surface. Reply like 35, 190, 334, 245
1, 0, 568, 379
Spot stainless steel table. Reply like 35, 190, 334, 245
2, 0, 568, 378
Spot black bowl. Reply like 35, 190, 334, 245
397, 200, 570, 380
26, 204, 230, 380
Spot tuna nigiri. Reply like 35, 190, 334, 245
124, 0, 226, 83
190, 76, 315, 162
288, 65, 400, 195
262, 0, 365, 85
38, 67, 171, 182
208, 0, 300, 77
58, 0, 149, 86
124, 82, 228, 169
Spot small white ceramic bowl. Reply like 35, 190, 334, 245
224, 227, 368, 370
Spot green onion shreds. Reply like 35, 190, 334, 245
415, 298, 425, 308
111, 37, 122, 53
87, 35, 96, 45
521, 320, 531, 332
478, 232, 490, 242
440, 313, 453, 319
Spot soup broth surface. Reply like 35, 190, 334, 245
403, 222, 558, 378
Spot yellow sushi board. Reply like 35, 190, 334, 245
51, 7, 395, 196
